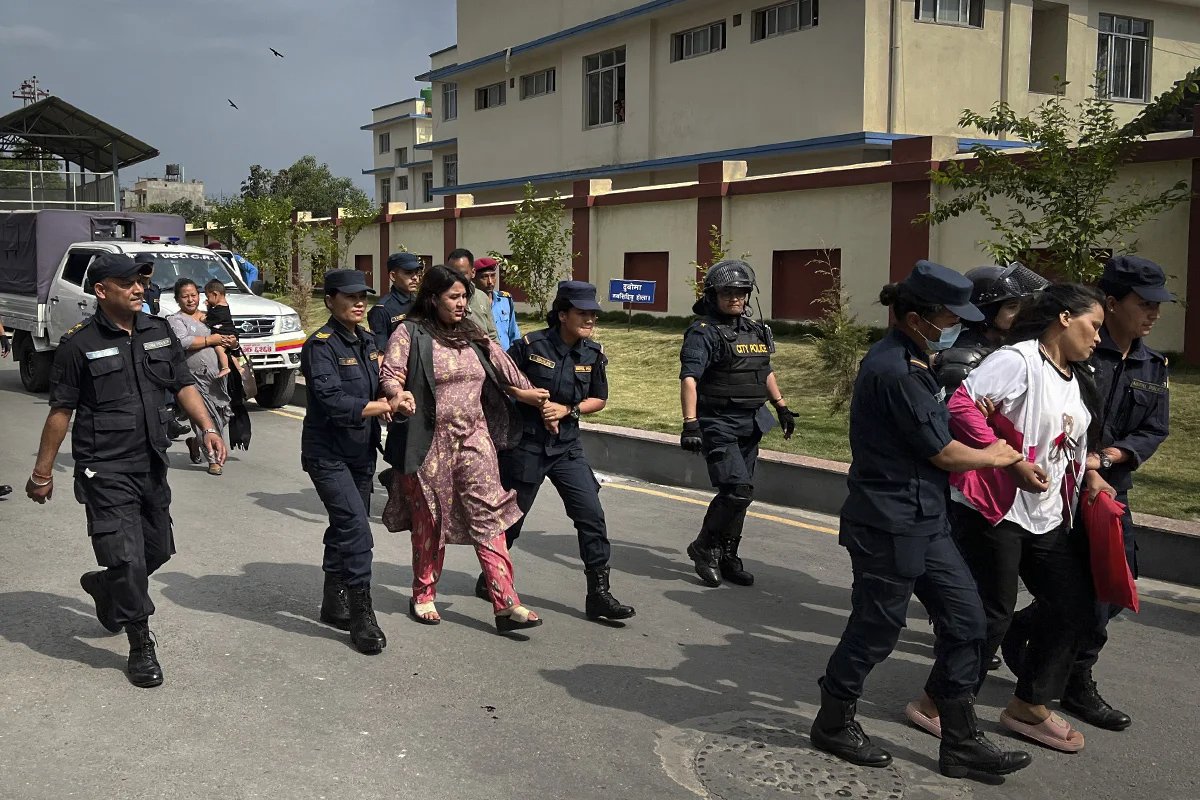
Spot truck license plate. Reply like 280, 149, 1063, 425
242, 343, 276, 355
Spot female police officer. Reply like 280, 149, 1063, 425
301, 269, 393, 654
679, 260, 795, 588
811, 261, 1031, 779
492, 281, 635, 621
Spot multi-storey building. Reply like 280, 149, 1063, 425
403, 0, 1200, 203
361, 96, 434, 209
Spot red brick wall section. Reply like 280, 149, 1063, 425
696, 162, 725, 285
771, 249, 839, 321
442, 195, 457, 259
889, 137, 933, 284
571, 180, 591, 282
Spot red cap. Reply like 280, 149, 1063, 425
474, 257, 499, 273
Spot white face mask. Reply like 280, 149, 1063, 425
920, 317, 962, 352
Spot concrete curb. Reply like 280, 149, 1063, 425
288, 378, 1200, 588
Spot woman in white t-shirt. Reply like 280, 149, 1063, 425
905, 284, 1110, 754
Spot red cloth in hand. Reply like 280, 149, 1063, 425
1083, 491, 1139, 613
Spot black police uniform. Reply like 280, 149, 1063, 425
50, 306, 195, 629
300, 318, 382, 593
368, 287, 415, 354
680, 311, 776, 574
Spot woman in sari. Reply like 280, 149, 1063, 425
166, 278, 237, 475
380, 265, 550, 634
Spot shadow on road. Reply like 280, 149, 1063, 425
0, 591, 125, 675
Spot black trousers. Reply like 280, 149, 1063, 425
73, 464, 175, 627
698, 419, 761, 544
951, 504, 1096, 704
822, 522, 985, 702
1009, 491, 1136, 680
501, 441, 610, 569
303, 457, 375, 587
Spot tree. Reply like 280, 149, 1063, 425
238, 156, 370, 217
491, 183, 575, 317
0, 146, 65, 191
806, 250, 869, 414
920, 72, 1198, 281
144, 198, 208, 226
208, 195, 293, 285
239, 164, 275, 200
688, 225, 751, 298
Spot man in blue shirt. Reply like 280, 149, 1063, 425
473, 257, 520, 351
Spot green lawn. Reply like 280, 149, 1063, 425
589, 322, 1200, 523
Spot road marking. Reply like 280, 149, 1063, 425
605, 482, 838, 535
266, 408, 305, 421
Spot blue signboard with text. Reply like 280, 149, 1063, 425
608, 278, 657, 306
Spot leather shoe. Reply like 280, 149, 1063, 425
1062, 674, 1132, 731
986, 654, 1002, 671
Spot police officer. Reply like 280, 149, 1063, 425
812, 261, 1031, 779
25, 253, 226, 689
472, 257, 521, 351
679, 260, 795, 588
935, 263, 1049, 393
1006, 255, 1172, 732
490, 281, 635, 621
368, 252, 423, 355
301, 269, 392, 654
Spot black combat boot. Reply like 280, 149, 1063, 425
584, 566, 636, 621
80, 571, 121, 633
935, 695, 1032, 778
1061, 671, 1131, 731
125, 621, 164, 688
346, 585, 387, 654
809, 681, 892, 767
319, 572, 351, 631
718, 536, 754, 586
686, 527, 722, 588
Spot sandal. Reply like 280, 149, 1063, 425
207, 463, 223, 476
495, 605, 542, 633
1000, 710, 1085, 752
186, 437, 202, 465
904, 701, 942, 738
409, 598, 441, 625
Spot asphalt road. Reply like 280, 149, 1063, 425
0, 358, 1197, 800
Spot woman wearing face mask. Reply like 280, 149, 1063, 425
379, 265, 549, 634
812, 261, 1030, 780
905, 283, 1108, 754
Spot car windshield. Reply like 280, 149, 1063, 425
141, 251, 245, 294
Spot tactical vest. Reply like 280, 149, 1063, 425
699, 321, 772, 409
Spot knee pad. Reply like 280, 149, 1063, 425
718, 483, 754, 509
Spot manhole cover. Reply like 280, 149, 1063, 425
693, 717, 904, 800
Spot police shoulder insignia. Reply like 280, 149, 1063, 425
390, 314, 407, 323
908, 358, 929, 370
529, 353, 555, 368
499, 290, 512, 298
314, 331, 332, 340
62, 320, 87, 339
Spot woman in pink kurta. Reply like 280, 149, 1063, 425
380, 265, 550, 634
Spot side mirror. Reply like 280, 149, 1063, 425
251, 280, 264, 296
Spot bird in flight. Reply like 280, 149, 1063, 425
270, 48, 284, 58
227, 99, 239, 110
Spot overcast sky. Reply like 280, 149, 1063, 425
0, 0, 455, 198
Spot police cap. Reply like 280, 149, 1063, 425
555, 280, 602, 312
87, 253, 153, 285
323, 268, 375, 295
386, 252, 422, 272
473, 257, 499, 275
1101, 255, 1175, 302
903, 260, 983, 322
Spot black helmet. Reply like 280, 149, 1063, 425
965, 262, 1048, 307
704, 259, 756, 293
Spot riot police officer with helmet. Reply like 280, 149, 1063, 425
679, 259, 796, 588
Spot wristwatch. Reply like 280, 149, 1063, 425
569, 404, 581, 421
1099, 452, 1114, 470
202, 428, 218, 436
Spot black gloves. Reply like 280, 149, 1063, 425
680, 420, 703, 452
775, 405, 796, 439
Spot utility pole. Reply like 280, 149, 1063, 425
11, 76, 50, 106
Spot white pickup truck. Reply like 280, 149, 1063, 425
0, 210, 305, 407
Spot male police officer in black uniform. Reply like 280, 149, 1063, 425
492, 281, 635, 621
679, 260, 796, 587
1006, 254, 1172, 731
26, 253, 226, 688
302, 269, 393, 654
368, 252, 423, 355
811, 261, 1030, 779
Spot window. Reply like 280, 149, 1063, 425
1098, 14, 1151, 101
378, 132, 390, 154
673, 21, 727, 61
443, 154, 458, 188
61, 250, 97, 287
475, 81, 506, 110
442, 82, 458, 120
396, 175, 409, 191
520, 68, 557, 99
422, 172, 434, 203
379, 178, 391, 205
584, 46, 626, 128
915, 0, 983, 27
752, 1, 817, 41
394, 147, 408, 167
